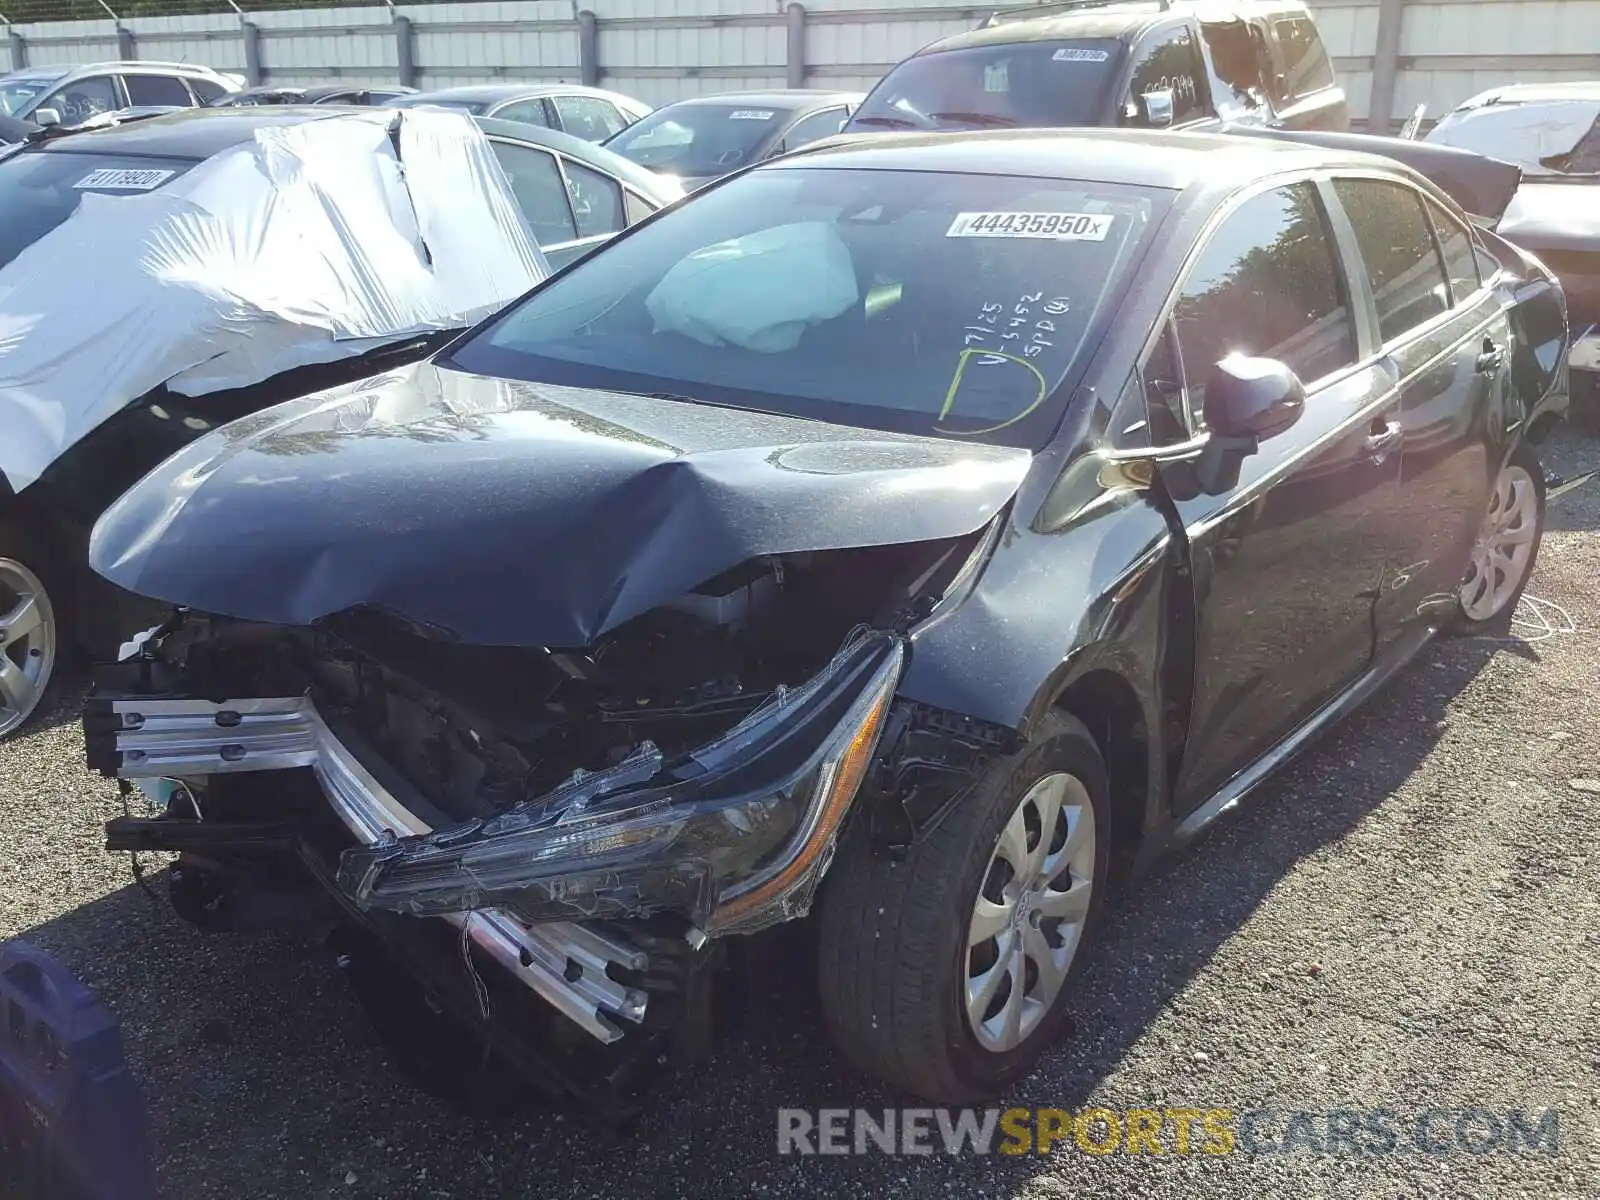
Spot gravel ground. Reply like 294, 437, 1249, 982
2, 430, 1598, 1200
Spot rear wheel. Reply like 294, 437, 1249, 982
816, 710, 1110, 1101
0, 522, 61, 738
1453, 444, 1545, 634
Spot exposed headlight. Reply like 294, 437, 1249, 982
337, 631, 903, 935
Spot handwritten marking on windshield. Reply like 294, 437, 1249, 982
938, 348, 1048, 437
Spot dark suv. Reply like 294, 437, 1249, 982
844, 0, 1347, 136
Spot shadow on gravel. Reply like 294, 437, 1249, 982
1544, 473, 1600, 533
12, 633, 1537, 1199
13, 670, 89, 737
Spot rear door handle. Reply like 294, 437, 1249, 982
1364, 418, 1403, 462
1475, 342, 1504, 374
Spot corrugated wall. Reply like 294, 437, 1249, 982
3, 0, 1598, 129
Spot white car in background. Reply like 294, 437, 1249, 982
1426, 82, 1600, 429
0, 61, 242, 125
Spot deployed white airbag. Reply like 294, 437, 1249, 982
0, 108, 546, 492
645, 220, 857, 353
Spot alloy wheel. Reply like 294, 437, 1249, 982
1460, 463, 1539, 623
0, 558, 57, 737
964, 771, 1096, 1053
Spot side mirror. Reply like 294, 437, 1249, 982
1203, 354, 1305, 440
1194, 355, 1305, 493
33, 108, 61, 127
1140, 88, 1176, 128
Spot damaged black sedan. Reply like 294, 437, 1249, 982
85, 128, 1568, 1109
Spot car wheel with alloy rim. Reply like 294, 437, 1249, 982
0, 523, 61, 738
817, 709, 1110, 1102
1453, 444, 1545, 634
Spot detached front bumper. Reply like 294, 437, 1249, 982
86, 630, 903, 1043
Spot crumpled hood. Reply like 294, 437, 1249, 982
90, 362, 1032, 647
1498, 182, 1600, 255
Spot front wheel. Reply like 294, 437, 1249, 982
816, 710, 1111, 1102
0, 521, 62, 738
1452, 443, 1545, 634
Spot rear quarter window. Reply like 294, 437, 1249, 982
1271, 16, 1335, 100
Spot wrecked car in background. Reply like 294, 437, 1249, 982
1426, 82, 1600, 429
87, 128, 1567, 1112
0, 106, 547, 736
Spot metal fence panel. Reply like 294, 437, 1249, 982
0, 0, 1596, 133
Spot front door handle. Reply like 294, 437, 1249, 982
1364, 418, 1403, 463
1475, 340, 1504, 374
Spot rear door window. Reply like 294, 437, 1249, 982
123, 74, 195, 108
1332, 178, 1450, 341
1126, 27, 1207, 125
1271, 16, 1335, 100
1200, 19, 1268, 119
1424, 199, 1482, 304
44, 75, 120, 123
489, 141, 577, 246
777, 107, 848, 153
562, 159, 624, 238
1174, 182, 1355, 406
188, 78, 228, 104
494, 98, 553, 128
553, 94, 627, 141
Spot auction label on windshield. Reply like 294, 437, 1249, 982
946, 212, 1113, 240
74, 167, 175, 191
1053, 47, 1111, 62
728, 109, 775, 120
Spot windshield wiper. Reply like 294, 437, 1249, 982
931, 111, 1019, 128
849, 114, 918, 130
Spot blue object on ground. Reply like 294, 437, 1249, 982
0, 939, 155, 1200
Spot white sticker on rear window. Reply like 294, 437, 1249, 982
728, 109, 775, 120
74, 167, 175, 191
946, 211, 1114, 241
1053, 47, 1111, 62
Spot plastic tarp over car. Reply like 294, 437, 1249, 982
0, 108, 547, 493
1426, 89, 1600, 175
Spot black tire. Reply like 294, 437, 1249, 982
816, 709, 1112, 1102
0, 516, 66, 739
1449, 442, 1546, 637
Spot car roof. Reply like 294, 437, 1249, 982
26, 106, 358, 160
920, 3, 1186, 52
663, 89, 862, 111
2, 67, 70, 83
783, 127, 1393, 192
399, 83, 624, 103
473, 114, 677, 197
918, 0, 1312, 53
1454, 81, 1600, 107
9, 105, 679, 201
3, 61, 220, 80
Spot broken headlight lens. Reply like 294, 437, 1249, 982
336, 631, 904, 933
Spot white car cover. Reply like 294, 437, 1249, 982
0, 108, 547, 493
1427, 88, 1600, 175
